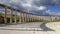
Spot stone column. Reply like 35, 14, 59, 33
29, 14, 31, 22
4, 7, 7, 24
19, 12, 22, 23
32, 15, 33, 22
26, 14, 28, 22
39, 16, 40, 22
15, 11, 17, 23
22, 13, 24, 22
24, 14, 26, 22
31, 15, 32, 22
23, 13, 25, 22
10, 9, 13, 23
33, 15, 35, 22
28, 14, 29, 22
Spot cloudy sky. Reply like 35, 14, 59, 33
0, 0, 60, 15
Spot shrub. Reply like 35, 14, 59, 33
0, 16, 4, 24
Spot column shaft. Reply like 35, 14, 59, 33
19, 13, 22, 23
22, 13, 24, 22
4, 7, 7, 23
15, 11, 17, 23
24, 14, 26, 22
10, 9, 12, 23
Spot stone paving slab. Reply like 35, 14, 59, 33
0, 30, 56, 34
0, 22, 60, 34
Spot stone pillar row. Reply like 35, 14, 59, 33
3, 7, 43, 24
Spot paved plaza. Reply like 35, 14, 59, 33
0, 22, 60, 34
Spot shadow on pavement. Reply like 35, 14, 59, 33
0, 22, 55, 31
40, 22, 55, 31
0, 24, 8, 27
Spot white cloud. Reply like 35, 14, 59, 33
21, 0, 33, 10
38, 6, 46, 10
22, 3, 32, 7
10, 0, 19, 3
46, 10, 56, 15
46, 10, 60, 15
0, 0, 60, 15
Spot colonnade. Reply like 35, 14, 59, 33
0, 4, 57, 24
2, 6, 42, 24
